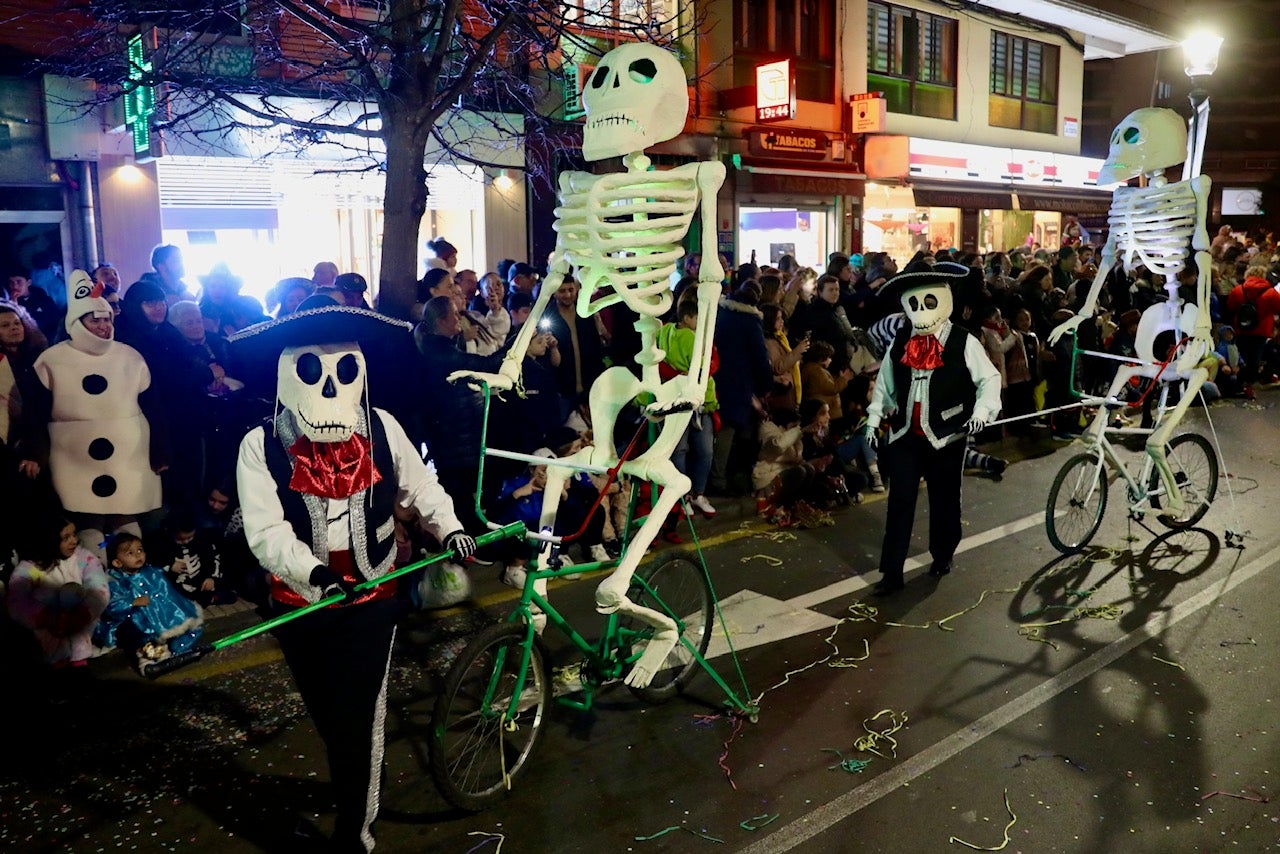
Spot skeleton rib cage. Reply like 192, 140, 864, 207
553, 164, 702, 316
1110, 183, 1198, 279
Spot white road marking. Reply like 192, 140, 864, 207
704, 590, 839, 660
786, 511, 1047, 610
735, 546, 1271, 854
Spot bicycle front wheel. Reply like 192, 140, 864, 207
1149, 432, 1218, 529
1046, 453, 1108, 553
622, 556, 714, 703
429, 623, 549, 811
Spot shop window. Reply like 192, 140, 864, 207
989, 32, 1059, 134
867, 1, 957, 121
734, 0, 836, 102
571, 0, 665, 31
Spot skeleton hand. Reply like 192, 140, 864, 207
1176, 330, 1214, 373
448, 368, 514, 393
966, 417, 988, 435
862, 423, 879, 451
1047, 314, 1085, 346
645, 376, 703, 421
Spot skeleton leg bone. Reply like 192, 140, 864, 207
1145, 363, 1210, 517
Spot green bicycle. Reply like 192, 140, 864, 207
426, 384, 757, 811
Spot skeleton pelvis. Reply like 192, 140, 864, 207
1135, 301, 1199, 367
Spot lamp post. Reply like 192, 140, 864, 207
1181, 31, 1222, 180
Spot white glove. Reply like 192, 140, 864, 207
444, 530, 477, 559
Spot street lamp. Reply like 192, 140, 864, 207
1180, 30, 1222, 180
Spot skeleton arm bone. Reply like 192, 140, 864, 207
646, 162, 726, 417
1177, 176, 1216, 372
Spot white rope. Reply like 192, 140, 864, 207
1195, 388, 1247, 541
986, 401, 1084, 428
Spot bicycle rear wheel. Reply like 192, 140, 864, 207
622, 556, 714, 703
1046, 453, 1108, 553
1149, 432, 1218, 529
429, 623, 549, 811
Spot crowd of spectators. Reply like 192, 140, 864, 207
3, 223, 1277, 687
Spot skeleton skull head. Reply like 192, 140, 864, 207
277, 343, 365, 442
581, 42, 689, 162
901, 283, 953, 337
1099, 108, 1188, 184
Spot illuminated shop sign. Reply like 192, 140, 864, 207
748, 127, 829, 159
907, 138, 1119, 190
755, 59, 795, 123
124, 34, 157, 158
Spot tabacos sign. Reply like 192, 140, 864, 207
748, 127, 830, 160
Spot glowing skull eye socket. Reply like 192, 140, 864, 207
590, 65, 611, 89
908, 296, 919, 311
296, 352, 323, 385
336, 353, 360, 385
1123, 126, 1141, 143
924, 294, 938, 309
628, 58, 657, 84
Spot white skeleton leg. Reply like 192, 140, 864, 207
1146, 363, 1211, 517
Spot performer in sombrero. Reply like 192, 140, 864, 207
230, 304, 475, 852
863, 262, 1002, 596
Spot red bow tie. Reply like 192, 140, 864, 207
901, 334, 945, 370
288, 433, 381, 499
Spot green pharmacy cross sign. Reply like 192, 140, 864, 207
124, 34, 156, 157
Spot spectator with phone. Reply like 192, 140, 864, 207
762, 304, 808, 414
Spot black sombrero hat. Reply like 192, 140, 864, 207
879, 261, 983, 302
227, 305, 415, 402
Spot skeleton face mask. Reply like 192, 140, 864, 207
581, 42, 689, 162
277, 343, 365, 442
901, 284, 953, 337
1098, 107, 1188, 184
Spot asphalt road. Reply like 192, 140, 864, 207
3, 397, 1279, 854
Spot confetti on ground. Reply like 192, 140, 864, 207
822, 748, 872, 774
634, 825, 725, 844
1200, 788, 1270, 804
854, 710, 908, 759
739, 553, 784, 567
739, 813, 780, 830
949, 789, 1018, 851
1219, 638, 1257, 647
465, 830, 506, 854
1151, 655, 1186, 671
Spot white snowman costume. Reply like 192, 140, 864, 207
33, 271, 162, 530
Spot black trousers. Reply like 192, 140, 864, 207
273, 597, 403, 853
878, 432, 966, 582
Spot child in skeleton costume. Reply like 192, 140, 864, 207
1048, 107, 1215, 517
864, 263, 1002, 596
449, 43, 725, 688
32, 270, 164, 556
231, 305, 475, 853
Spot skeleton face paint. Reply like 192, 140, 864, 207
581, 42, 689, 162
901, 284, 952, 337
1098, 107, 1188, 184
277, 343, 365, 442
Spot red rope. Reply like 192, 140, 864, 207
558, 419, 650, 544
1123, 335, 1191, 408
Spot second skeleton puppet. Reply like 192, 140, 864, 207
864, 263, 1002, 595
232, 305, 475, 853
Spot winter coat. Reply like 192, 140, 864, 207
7, 547, 109, 664
751, 420, 804, 491
800, 299, 858, 371
1226, 276, 1280, 339
94, 564, 203, 653
801, 362, 851, 421
656, 322, 718, 410
712, 298, 773, 429
413, 329, 511, 472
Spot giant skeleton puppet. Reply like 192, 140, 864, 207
1048, 107, 1214, 517
450, 43, 725, 688
232, 306, 475, 852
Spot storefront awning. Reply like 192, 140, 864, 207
1014, 192, 1114, 216
739, 162, 865, 198
910, 186, 1013, 210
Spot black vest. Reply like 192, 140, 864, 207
263, 410, 398, 579
889, 325, 977, 442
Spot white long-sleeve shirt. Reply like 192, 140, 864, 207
237, 408, 463, 596
866, 321, 1002, 449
